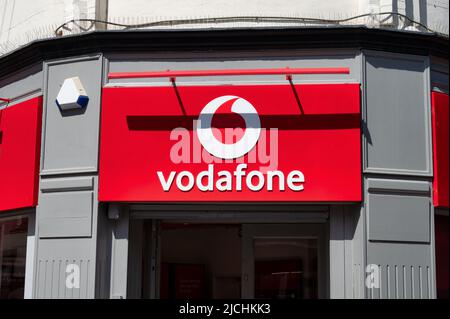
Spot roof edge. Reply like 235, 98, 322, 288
0, 26, 448, 79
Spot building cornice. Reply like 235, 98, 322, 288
0, 26, 448, 80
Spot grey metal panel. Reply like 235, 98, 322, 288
106, 50, 361, 87
34, 238, 96, 299
41, 55, 102, 175
364, 175, 435, 299
38, 176, 96, 238
24, 214, 36, 299
130, 210, 329, 223
41, 177, 94, 193
367, 178, 430, 194
368, 193, 430, 243
429, 207, 437, 300
109, 206, 129, 299
34, 176, 100, 298
129, 204, 330, 223
366, 177, 431, 243
366, 242, 433, 299
38, 191, 93, 238
328, 204, 366, 299
363, 52, 432, 176
130, 203, 329, 212
37, 176, 97, 238
343, 204, 366, 299
94, 205, 112, 299
329, 206, 345, 298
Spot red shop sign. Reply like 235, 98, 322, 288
0, 96, 43, 212
431, 91, 449, 208
99, 83, 361, 202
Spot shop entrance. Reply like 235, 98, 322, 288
127, 215, 328, 299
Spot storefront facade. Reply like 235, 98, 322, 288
0, 28, 448, 299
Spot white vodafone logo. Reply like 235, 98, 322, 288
157, 94, 306, 193
196, 95, 261, 159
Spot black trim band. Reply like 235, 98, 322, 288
0, 27, 448, 79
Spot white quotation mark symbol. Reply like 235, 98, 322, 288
66, 264, 80, 289
365, 264, 380, 289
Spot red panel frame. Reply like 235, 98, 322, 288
0, 96, 43, 212
108, 67, 350, 80
99, 83, 362, 202
431, 91, 449, 208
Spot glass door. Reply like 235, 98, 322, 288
131, 220, 328, 299
242, 224, 327, 299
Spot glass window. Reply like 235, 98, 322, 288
133, 222, 325, 299
254, 238, 318, 299
0, 217, 28, 299
435, 214, 449, 299
159, 223, 241, 299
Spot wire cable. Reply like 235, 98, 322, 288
54, 12, 446, 36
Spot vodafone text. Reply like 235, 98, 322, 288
157, 164, 305, 192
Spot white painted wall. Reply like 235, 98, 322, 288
108, 0, 363, 21
0, 0, 95, 54
106, 0, 448, 33
426, 0, 449, 31
0, 0, 65, 53
0, 0, 448, 55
